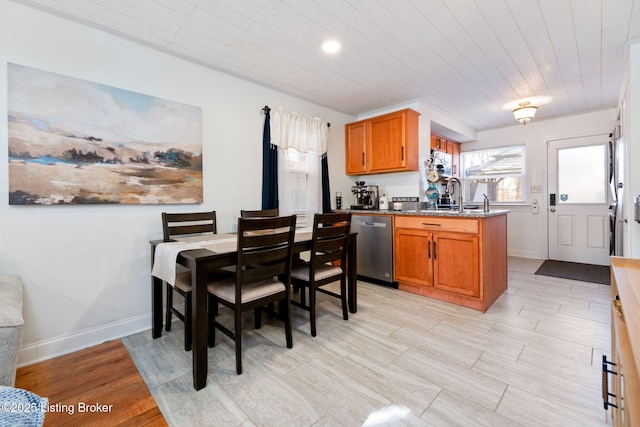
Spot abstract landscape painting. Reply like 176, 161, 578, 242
7, 63, 203, 205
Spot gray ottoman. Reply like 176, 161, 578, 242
0, 275, 24, 387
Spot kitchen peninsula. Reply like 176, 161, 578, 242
349, 209, 508, 312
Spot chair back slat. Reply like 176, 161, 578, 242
237, 216, 296, 286
310, 213, 352, 268
162, 211, 217, 241
240, 208, 279, 218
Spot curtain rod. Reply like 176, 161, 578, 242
262, 105, 330, 127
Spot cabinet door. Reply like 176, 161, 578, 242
369, 111, 406, 172
430, 134, 440, 150
431, 133, 447, 151
448, 141, 461, 177
432, 232, 479, 296
394, 229, 433, 286
345, 120, 367, 175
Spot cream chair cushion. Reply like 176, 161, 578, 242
208, 278, 285, 304
291, 262, 343, 282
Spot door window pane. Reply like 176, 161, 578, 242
558, 145, 605, 203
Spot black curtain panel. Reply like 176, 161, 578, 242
261, 108, 278, 210
321, 153, 331, 213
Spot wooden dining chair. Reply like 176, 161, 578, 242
240, 208, 279, 218
161, 211, 228, 351
207, 215, 296, 374
240, 208, 281, 317
290, 212, 352, 337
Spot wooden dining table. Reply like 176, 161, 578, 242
150, 229, 358, 390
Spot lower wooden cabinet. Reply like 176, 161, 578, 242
395, 229, 432, 287
395, 228, 479, 296
605, 257, 640, 426
432, 232, 479, 297
394, 214, 506, 311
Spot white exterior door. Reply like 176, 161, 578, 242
547, 134, 610, 266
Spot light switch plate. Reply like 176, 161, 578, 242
531, 185, 542, 193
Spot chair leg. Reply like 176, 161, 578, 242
207, 295, 216, 348
309, 284, 317, 337
340, 277, 349, 321
281, 299, 293, 348
300, 286, 307, 308
267, 302, 275, 319
165, 283, 173, 331
184, 291, 192, 351
235, 308, 243, 375
254, 307, 262, 329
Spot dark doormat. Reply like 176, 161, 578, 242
534, 260, 610, 285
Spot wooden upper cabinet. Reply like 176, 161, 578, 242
345, 120, 367, 175
430, 132, 461, 177
430, 134, 447, 151
345, 108, 420, 175
449, 141, 460, 177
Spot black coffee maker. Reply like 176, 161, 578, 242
350, 181, 379, 210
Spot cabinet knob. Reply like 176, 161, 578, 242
613, 295, 623, 318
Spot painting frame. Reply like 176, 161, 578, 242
7, 63, 203, 205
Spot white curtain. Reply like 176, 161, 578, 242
271, 108, 328, 154
271, 108, 327, 226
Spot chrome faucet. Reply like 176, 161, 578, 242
446, 177, 464, 212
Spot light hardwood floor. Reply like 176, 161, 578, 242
15, 339, 166, 426
123, 257, 611, 426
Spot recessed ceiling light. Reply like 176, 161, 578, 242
322, 40, 341, 53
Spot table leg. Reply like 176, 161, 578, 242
192, 260, 209, 390
348, 233, 357, 313
152, 277, 163, 338
151, 245, 163, 339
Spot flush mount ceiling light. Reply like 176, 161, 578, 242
513, 101, 538, 125
322, 40, 341, 53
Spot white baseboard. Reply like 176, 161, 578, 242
17, 313, 152, 367
508, 249, 542, 259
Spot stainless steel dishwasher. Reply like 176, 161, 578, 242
351, 214, 395, 286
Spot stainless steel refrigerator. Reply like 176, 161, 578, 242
609, 125, 625, 256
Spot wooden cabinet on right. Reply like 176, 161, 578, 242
394, 214, 507, 311
605, 257, 640, 426
430, 133, 461, 177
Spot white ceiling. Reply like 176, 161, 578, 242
11, 0, 640, 131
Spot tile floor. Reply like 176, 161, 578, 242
123, 257, 612, 426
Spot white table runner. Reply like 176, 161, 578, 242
151, 228, 313, 286
151, 236, 236, 286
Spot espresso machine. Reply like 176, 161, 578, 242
351, 181, 379, 210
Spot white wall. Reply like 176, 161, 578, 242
0, 1, 355, 364
621, 40, 640, 257
465, 109, 617, 259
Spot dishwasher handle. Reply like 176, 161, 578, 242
359, 221, 388, 228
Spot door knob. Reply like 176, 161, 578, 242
550, 208, 556, 212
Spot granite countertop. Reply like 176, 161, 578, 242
339, 208, 510, 218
